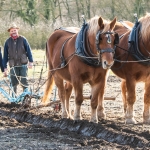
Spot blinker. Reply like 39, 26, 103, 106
95, 30, 101, 44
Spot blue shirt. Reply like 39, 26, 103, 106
0, 50, 4, 72
3, 36, 33, 68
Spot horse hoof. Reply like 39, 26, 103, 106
62, 112, 69, 118
97, 112, 106, 120
125, 118, 137, 124
90, 118, 98, 123
74, 115, 81, 120
69, 115, 74, 120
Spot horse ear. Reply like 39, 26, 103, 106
98, 17, 104, 29
110, 17, 117, 30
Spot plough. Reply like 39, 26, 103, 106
0, 62, 45, 108
0, 75, 43, 107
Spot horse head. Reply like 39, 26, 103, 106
88, 16, 119, 69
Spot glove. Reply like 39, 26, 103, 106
3, 68, 8, 77
28, 62, 33, 69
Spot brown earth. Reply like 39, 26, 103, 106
0, 75, 150, 150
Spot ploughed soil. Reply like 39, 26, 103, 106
0, 75, 150, 150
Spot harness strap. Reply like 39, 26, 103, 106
119, 33, 126, 39
60, 37, 72, 67
100, 48, 115, 54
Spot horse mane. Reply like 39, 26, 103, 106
139, 13, 150, 42
88, 16, 110, 36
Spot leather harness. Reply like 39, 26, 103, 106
128, 21, 150, 65
59, 23, 118, 67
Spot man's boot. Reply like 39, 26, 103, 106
22, 86, 31, 107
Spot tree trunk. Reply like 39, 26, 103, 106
86, 0, 90, 19
75, 0, 80, 24
58, 0, 63, 22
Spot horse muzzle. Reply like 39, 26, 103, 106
100, 48, 115, 69
102, 60, 114, 69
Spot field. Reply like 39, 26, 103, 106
0, 50, 150, 149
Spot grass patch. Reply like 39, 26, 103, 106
28, 49, 48, 78
32, 49, 46, 61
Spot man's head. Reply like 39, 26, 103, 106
8, 23, 19, 39
8, 23, 19, 32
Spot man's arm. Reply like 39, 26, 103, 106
3, 40, 9, 76
3, 40, 8, 69
0, 50, 4, 72
23, 37, 33, 63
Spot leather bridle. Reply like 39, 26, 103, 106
95, 30, 119, 62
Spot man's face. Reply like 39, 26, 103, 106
9, 28, 19, 35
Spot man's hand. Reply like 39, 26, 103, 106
3, 68, 8, 77
28, 62, 33, 69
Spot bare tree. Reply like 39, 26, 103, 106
86, 0, 91, 19
75, 0, 80, 23
57, 0, 63, 22
50, 0, 56, 24
62, 0, 73, 23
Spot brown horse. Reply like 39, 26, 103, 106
42, 16, 118, 123
100, 13, 150, 124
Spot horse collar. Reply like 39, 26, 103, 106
75, 23, 101, 67
128, 22, 150, 65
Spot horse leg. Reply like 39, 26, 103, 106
121, 80, 127, 113
125, 80, 136, 124
143, 81, 150, 124
54, 77, 69, 118
65, 82, 73, 119
73, 80, 83, 120
97, 81, 106, 120
90, 84, 102, 123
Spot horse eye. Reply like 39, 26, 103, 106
99, 37, 102, 41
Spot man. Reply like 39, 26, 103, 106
0, 47, 4, 72
3, 23, 33, 94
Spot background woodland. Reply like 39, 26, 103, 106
0, 0, 149, 49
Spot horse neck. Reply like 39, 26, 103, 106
114, 23, 122, 31
139, 31, 150, 57
114, 23, 129, 35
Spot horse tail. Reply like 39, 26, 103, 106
42, 41, 54, 104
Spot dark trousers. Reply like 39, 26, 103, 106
10, 65, 28, 93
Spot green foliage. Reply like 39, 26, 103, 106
0, 0, 150, 49
16, 0, 37, 25
20, 25, 51, 50
43, 0, 50, 20
133, 0, 144, 18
